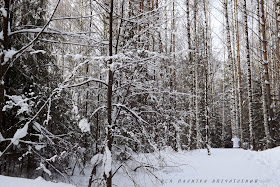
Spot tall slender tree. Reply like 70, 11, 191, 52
234, 0, 244, 146
243, 0, 255, 150
260, 0, 275, 146
223, 0, 237, 139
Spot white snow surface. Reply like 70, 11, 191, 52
2, 148, 280, 187
0, 176, 74, 187
114, 148, 280, 187
73, 148, 280, 187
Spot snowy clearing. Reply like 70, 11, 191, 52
1, 148, 280, 187
113, 148, 279, 187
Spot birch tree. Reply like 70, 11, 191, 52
243, 0, 255, 150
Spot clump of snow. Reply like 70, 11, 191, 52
36, 163, 52, 176
0, 7, 7, 17
3, 49, 17, 64
78, 147, 86, 154
11, 124, 28, 145
0, 31, 3, 40
35, 144, 45, 151
78, 118, 90, 133
46, 155, 57, 162
72, 105, 78, 115
103, 146, 112, 178
18, 149, 31, 161
0, 132, 4, 141
30, 50, 46, 55
73, 54, 83, 60
3, 95, 30, 115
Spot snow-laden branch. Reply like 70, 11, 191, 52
127, 91, 193, 98
112, 104, 149, 125
9, 28, 43, 36
51, 12, 104, 20
0, 58, 92, 158
65, 78, 108, 88
39, 39, 101, 48
9, 28, 100, 42
90, 106, 107, 119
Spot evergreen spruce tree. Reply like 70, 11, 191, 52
0, 0, 80, 179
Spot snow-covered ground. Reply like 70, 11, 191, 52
0, 175, 74, 187
113, 148, 280, 187
1, 147, 280, 187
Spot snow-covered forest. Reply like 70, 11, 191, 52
0, 0, 280, 186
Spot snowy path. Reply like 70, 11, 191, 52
115, 148, 280, 187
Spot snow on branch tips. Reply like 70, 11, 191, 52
0, 7, 7, 18
11, 124, 28, 145
113, 104, 149, 125
36, 163, 52, 176
3, 95, 31, 115
3, 49, 18, 64
30, 50, 46, 55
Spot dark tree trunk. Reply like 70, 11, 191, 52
0, 0, 10, 135
105, 0, 114, 186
